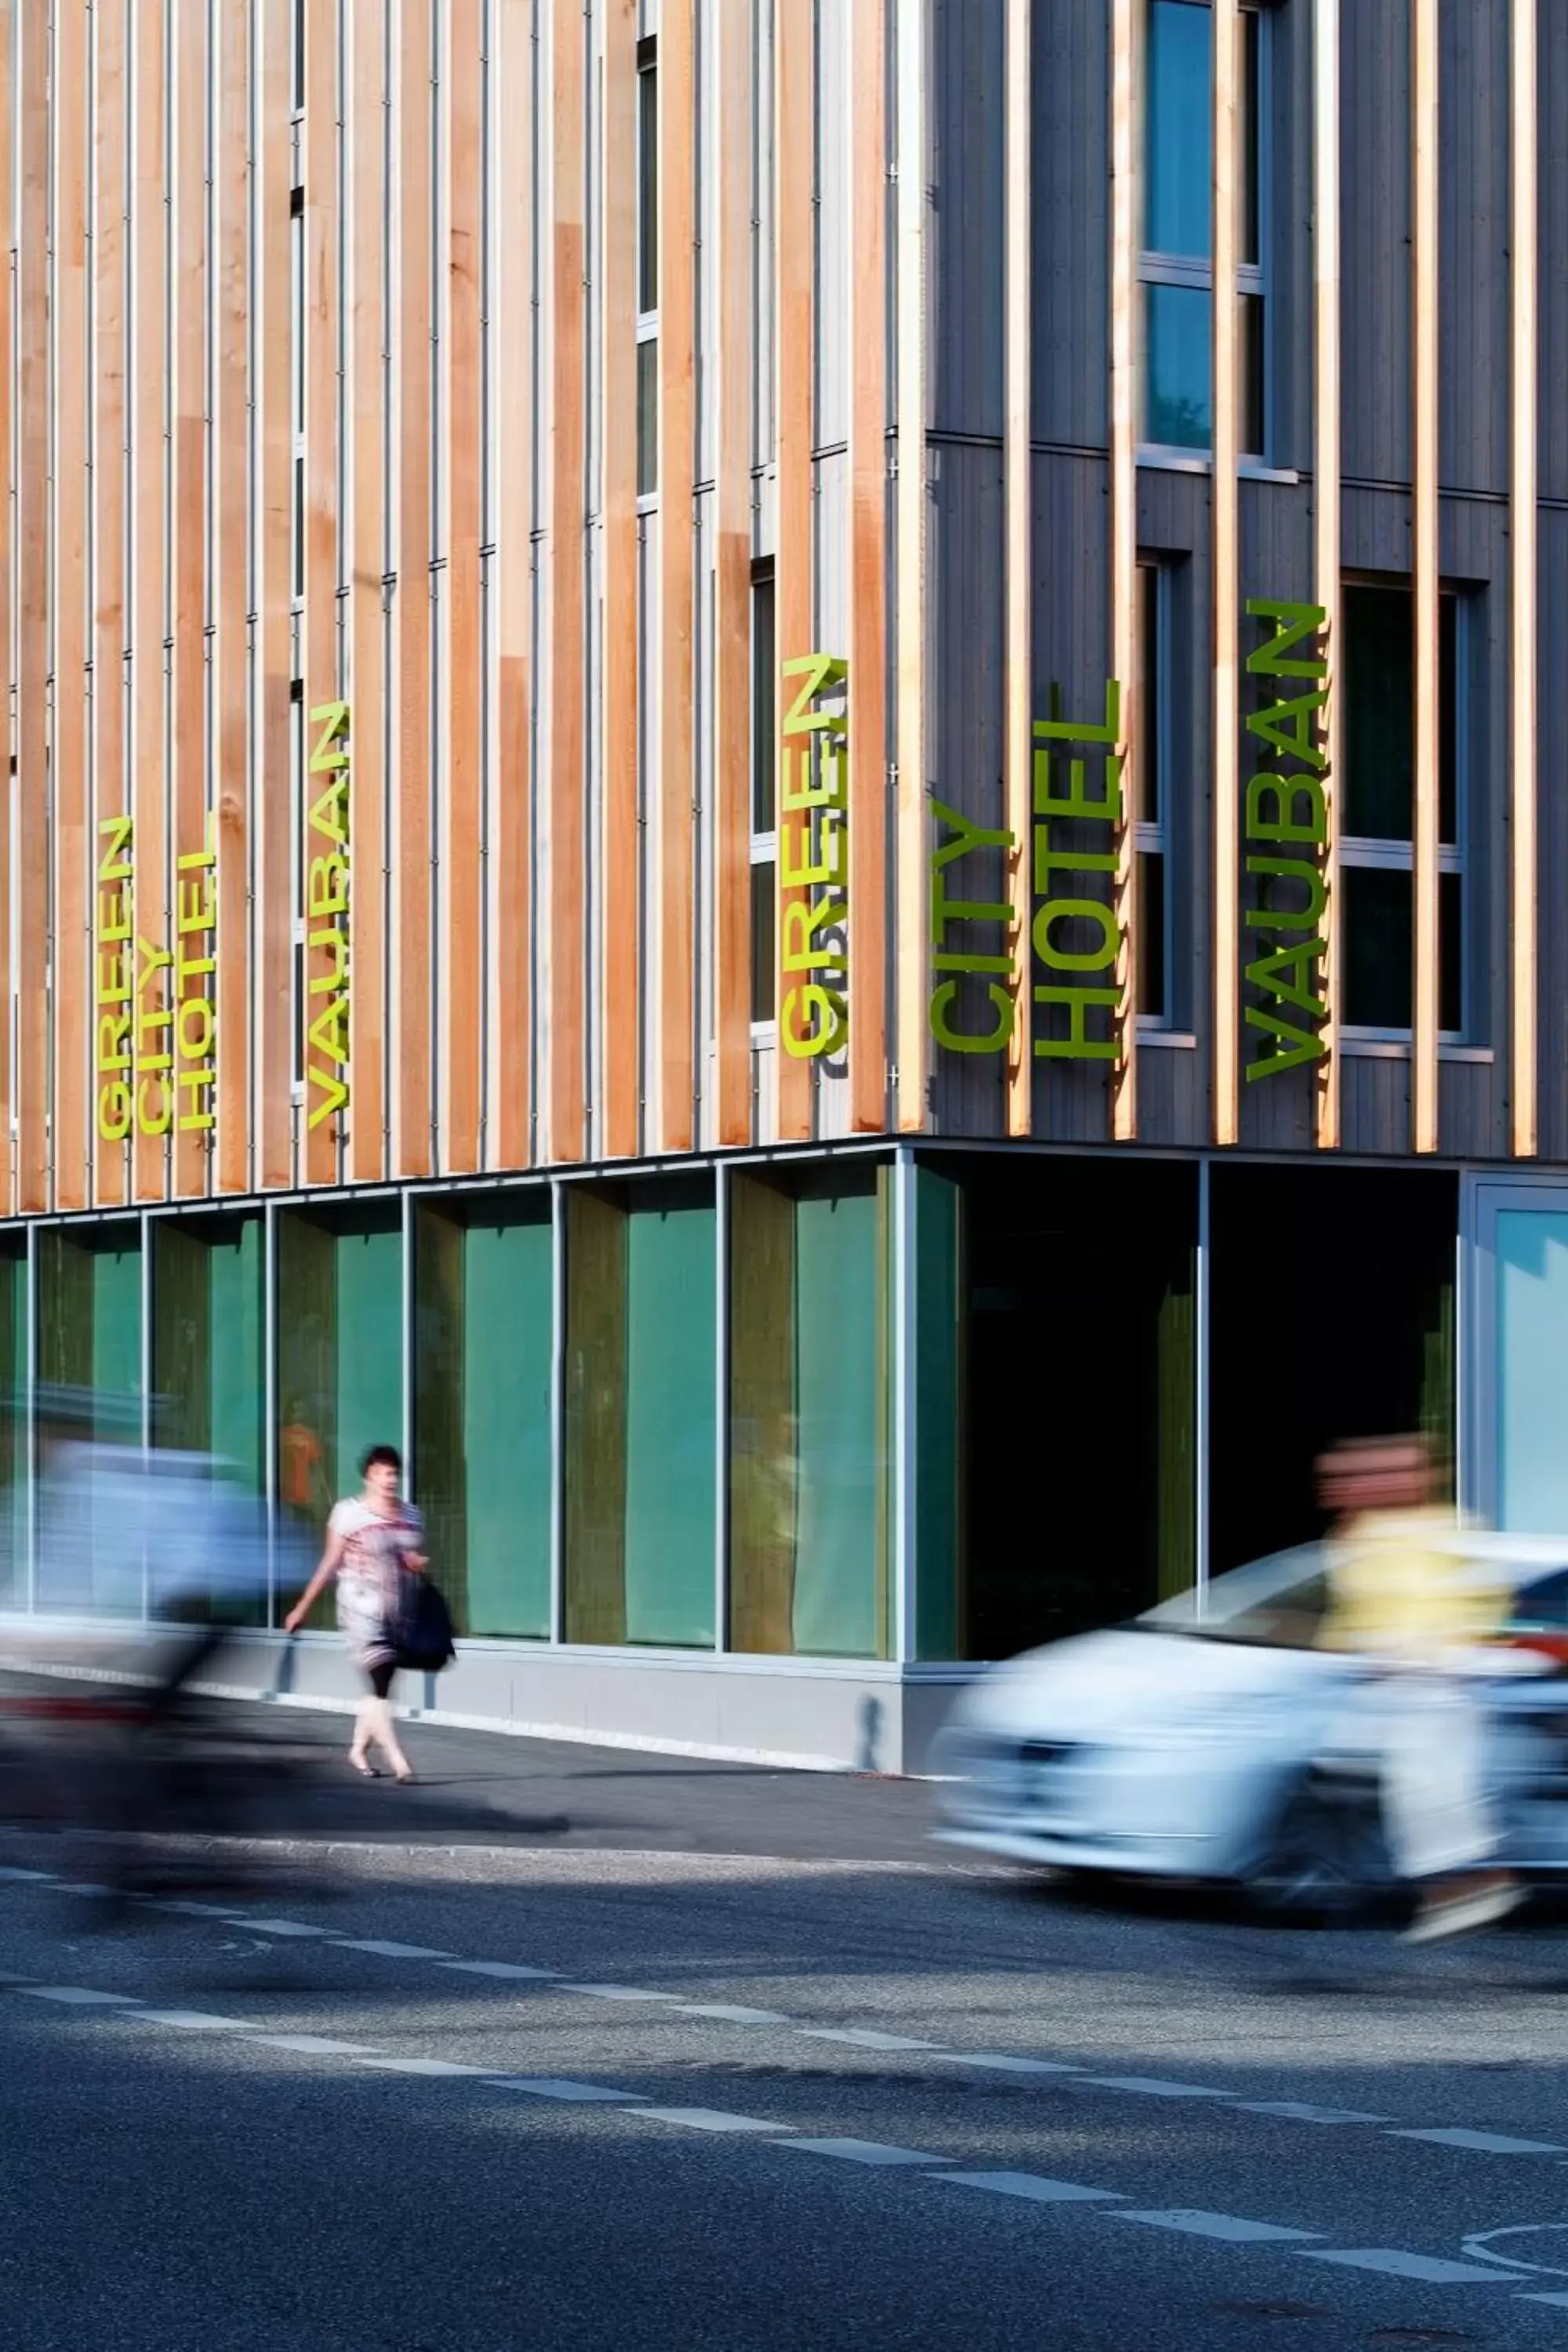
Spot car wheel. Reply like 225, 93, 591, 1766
1246, 1777, 1391, 1926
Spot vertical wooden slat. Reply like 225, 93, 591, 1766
657, 0, 695, 1153
893, 0, 926, 1137
396, 0, 434, 1176
775, 0, 812, 1143
93, 0, 129, 1210
54, 0, 90, 1212
1110, 0, 1138, 1141
1510, 0, 1537, 1160
257, 0, 292, 1191
601, 0, 640, 1158
0, 5, 13, 1218
130, 0, 169, 1203
494, 0, 532, 1170
1003, 0, 1030, 1136
302, 0, 341, 1185
713, 0, 751, 1149
849, 0, 887, 1135
1411, 0, 1439, 1155
16, 0, 48, 1214
215, 0, 250, 1193
172, 0, 209, 1199
349, 0, 387, 1185
1313, 0, 1341, 1152
548, 0, 586, 1163
444, 0, 483, 1174
1210, 0, 1240, 1148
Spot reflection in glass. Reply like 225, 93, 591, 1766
751, 568, 776, 833
1138, 851, 1167, 1020
1144, 0, 1210, 256
637, 337, 658, 497
1240, 291, 1265, 456
1142, 282, 1210, 448
34, 1223, 143, 1613
1342, 865, 1411, 1030
1342, 586, 1414, 840
0, 1244, 26, 1609
750, 860, 775, 1023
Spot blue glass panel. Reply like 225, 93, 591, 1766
1144, 0, 1210, 257
1497, 1210, 1568, 1534
1143, 282, 1210, 448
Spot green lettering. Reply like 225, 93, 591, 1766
1245, 855, 1327, 932
1245, 938, 1327, 1018
1246, 773, 1327, 844
1244, 1004, 1327, 1079
1243, 598, 1327, 680
1245, 691, 1327, 771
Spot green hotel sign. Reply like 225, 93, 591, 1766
1243, 598, 1328, 1080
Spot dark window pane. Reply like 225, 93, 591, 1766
1440, 869, 1463, 1035
637, 337, 658, 495
1138, 564, 1160, 824
1144, 0, 1210, 256
1143, 282, 1210, 448
1240, 9, 1261, 267
750, 862, 775, 1022
638, 62, 659, 313
1240, 291, 1265, 457
1342, 865, 1412, 1029
1439, 594, 1458, 846
1342, 585, 1414, 840
751, 572, 776, 833
1138, 853, 1167, 1018
292, 455, 304, 600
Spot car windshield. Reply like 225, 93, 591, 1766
1135, 1544, 1330, 1651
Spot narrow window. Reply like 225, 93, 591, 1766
290, 194, 305, 604
1135, 559, 1174, 1024
637, 39, 659, 316
750, 564, 777, 1025
1340, 583, 1465, 1038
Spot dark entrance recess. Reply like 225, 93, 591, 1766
1208, 1163, 1457, 1576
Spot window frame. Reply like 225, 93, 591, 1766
749, 561, 778, 1036
1338, 584, 1469, 1047
1136, 0, 1271, 465
1134, 557, 1175, 1030
636, 35, 659, 512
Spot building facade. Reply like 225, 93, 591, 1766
0, 0, 1563, 1769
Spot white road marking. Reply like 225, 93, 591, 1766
936, 2172, 1123, 2205
628, 2107, 793, 2135
1392, 2128, 1566, 2156
354, 2056, 492, 2078
1112, 2209, 1321, 2245
773, 2138, 951, 2168
1085, 2076, 1228, 2100
1304, 2250, 1518, 2285
573, 1985, 684, 2004
486, 2077, 647, 2103
20, 1986, 139, 2005
799, 2028, 943, 2053
124, 2009, 257, 2032
237, 1919, 333, 1940
0, 1867, 55, 1882
52, 1882, 117, 1897
437, 1960, 558, 1981
934, 2053, 1082, 2077
675, 2004, 792, 2026
143, 1900, 252, 1918
332, 1939, 454, 1960
252, 2034, 383, 2056
1237, 2101, 1390, 2125
1523, 2292, 1568, 2309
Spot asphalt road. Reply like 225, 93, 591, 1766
5, 1699, 1568, 2350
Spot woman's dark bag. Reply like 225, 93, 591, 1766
394, 1577, 457, 1674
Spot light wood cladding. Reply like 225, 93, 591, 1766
1313, 0, 1341, 1152
444, 0, 483, 1175
713, 0, 752, 1151
256, 0, 292, 1191
601, 0, 641, 1160
92, 0, 129, 1209
16, 0, 44, 1214
0, 3, 12, 1215
1004, 0, 1031, 1137
848, 0, 888, 1136
303, 0, 340, 1185
1511, 0, 1538, 1159
1109, 0, 1138, 1142
1210, 0, 1240, 1149
173, 0, 209, 1200
350, 0, 387, 1185
1411, 0, 1439, 1154
775, 0, 813, 1145
54, 0, 89, 1211
894, 0, 925, 1137
495, 0, 533, 1172
657, 0, 695, 1155
549, 0, 586, 1165
215, 0, 250, 1195
130, 0, 168, 1206
397, 0, 435, 1177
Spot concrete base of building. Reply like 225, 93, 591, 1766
0, 1621, 972, 1777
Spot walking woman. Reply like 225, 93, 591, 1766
285, 1443, 425, 1784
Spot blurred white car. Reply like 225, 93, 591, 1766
932, 1537, 1568, 1915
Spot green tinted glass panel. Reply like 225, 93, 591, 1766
564, 1189, 629, 1645
91, 1239, 141, 1408
625, 1198, 715, 1647
914, 1167, 963, 1661
790, 1174, 889, 1659
336, 1226, 402, 1483
0, 1250, 27, 1606
209, 1221, 265, 1490
465, 1214, 553, 1639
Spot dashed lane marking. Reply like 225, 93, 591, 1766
1112, 2210, 1322, 2245
332, 1939, 453, 1960
20, 1985, 139, 2005
627, 2107, 795, 2135
1237, 2102, 1391, 2125
485, 2078, 647, 2103
354, 2056, 493, 2078
674, 2003, 793, 2026
1303, 2250, 1519, 2285
241, 1919, 334, 1940
931, 2052, 1081, 2077
773, 2138, 951, 2169
437, 1960, 558, 1981
1084, 2076, 1230, 2100
799, 2028, 944, 2053
252, 2034, 383, 2056
936, 2172, 1123, 2205
573, 1984, 686, 2004
125, 2009, 260, 2032
1393, 2129, 1566, 2157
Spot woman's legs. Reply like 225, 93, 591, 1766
356, 1662, 412, 1780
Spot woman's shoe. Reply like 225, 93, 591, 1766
393, 1766, 416, 1785
348, 1752, 380, 1779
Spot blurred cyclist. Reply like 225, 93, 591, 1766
1316, 1434, 1519, 1942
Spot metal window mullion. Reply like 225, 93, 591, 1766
892, 1143, 916, 1666
548, 1176, 564, 1642
140, 1207, 152, 1623
264, 1193, 278, 1627
1196, 1154, 1210, 1610
24, 1219, 37, 1615
713, 1156, 729, 1653
401, 1182, 414, 1496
